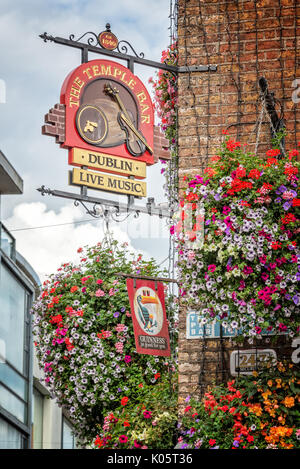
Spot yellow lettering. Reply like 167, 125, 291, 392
83, 68, 93, 79
69, 96, 80, 108
120, 71, 128, 83
73, 76, 85, 89
140, 103, 149, 114
137, 91, 147, 103
101, 65, 112, 76
127, 78, 136, 90
141, 115, 150, 124
70, 86, 81, 98
113, 68, 122, 78
92, 65, 100, 76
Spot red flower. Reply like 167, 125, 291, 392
119, 435, 128, 444
209, 439, 216, 446
184, 406, 192, 413
70, 286, 78, 293
266, 148, 280, 157
271, 241, 282, 250
265, 157, 278, 166
94, 435, 104, 448
220, 405, 229, 412
121, 397, 129, 406
289, 149, 299, 159
236, 166, 246, 178
226, 139, 241, 151
143, 410, 152, 419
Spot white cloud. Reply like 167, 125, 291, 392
4, 201, 134, 282
0, 0, 173, 279
4, 200, 171, 283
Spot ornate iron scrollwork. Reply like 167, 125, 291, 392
69, 32, 99, 47
116, 40, 144, 58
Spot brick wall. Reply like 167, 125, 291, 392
177, 0, 300, 411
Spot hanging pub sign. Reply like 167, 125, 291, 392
60, 59, 154, 162
42, 57, 157, 198
126, 278, 171, 357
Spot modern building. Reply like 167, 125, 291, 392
0, 150, 76, 449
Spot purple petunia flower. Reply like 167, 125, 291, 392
283, 202, 292, 211
293, 295, 299, 305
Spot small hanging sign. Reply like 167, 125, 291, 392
98, 24, 118, 50
126, 278, 171, 356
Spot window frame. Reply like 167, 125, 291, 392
61, 414, 76, 449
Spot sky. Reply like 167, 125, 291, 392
0, 0, 174, 282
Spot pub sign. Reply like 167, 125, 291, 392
126, 278, 171, 357
44, 58, 156, 198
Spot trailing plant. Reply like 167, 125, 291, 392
171, 135, 300, 340
31, 240, 178, 447
149, 42, 178, 204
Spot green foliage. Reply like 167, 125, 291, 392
94, 373, 178, 449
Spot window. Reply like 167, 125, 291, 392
0, 417, 24, 449
0, 263, 27, 373
32, 388, 44, 449
0, 260, 32, 445
61, 417, 76, 449
0, 224, 15, 260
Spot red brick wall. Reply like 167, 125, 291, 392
177, 0, 300, 410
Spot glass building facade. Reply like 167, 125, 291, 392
0, 151, 77, 449
0, 226, 35, 448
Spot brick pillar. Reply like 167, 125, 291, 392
177, 0, 300, 411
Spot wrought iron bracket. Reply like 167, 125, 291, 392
37, 186, 174, 221
39, 26, 217, 74
39, 30, 177, 72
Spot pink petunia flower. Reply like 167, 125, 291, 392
95, 289, 105, 297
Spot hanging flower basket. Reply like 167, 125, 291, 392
31, 240, 178, 446
171, 137, 300, 340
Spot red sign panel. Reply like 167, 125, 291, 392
60, 59, 155, 165
126, 278, 171, 357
